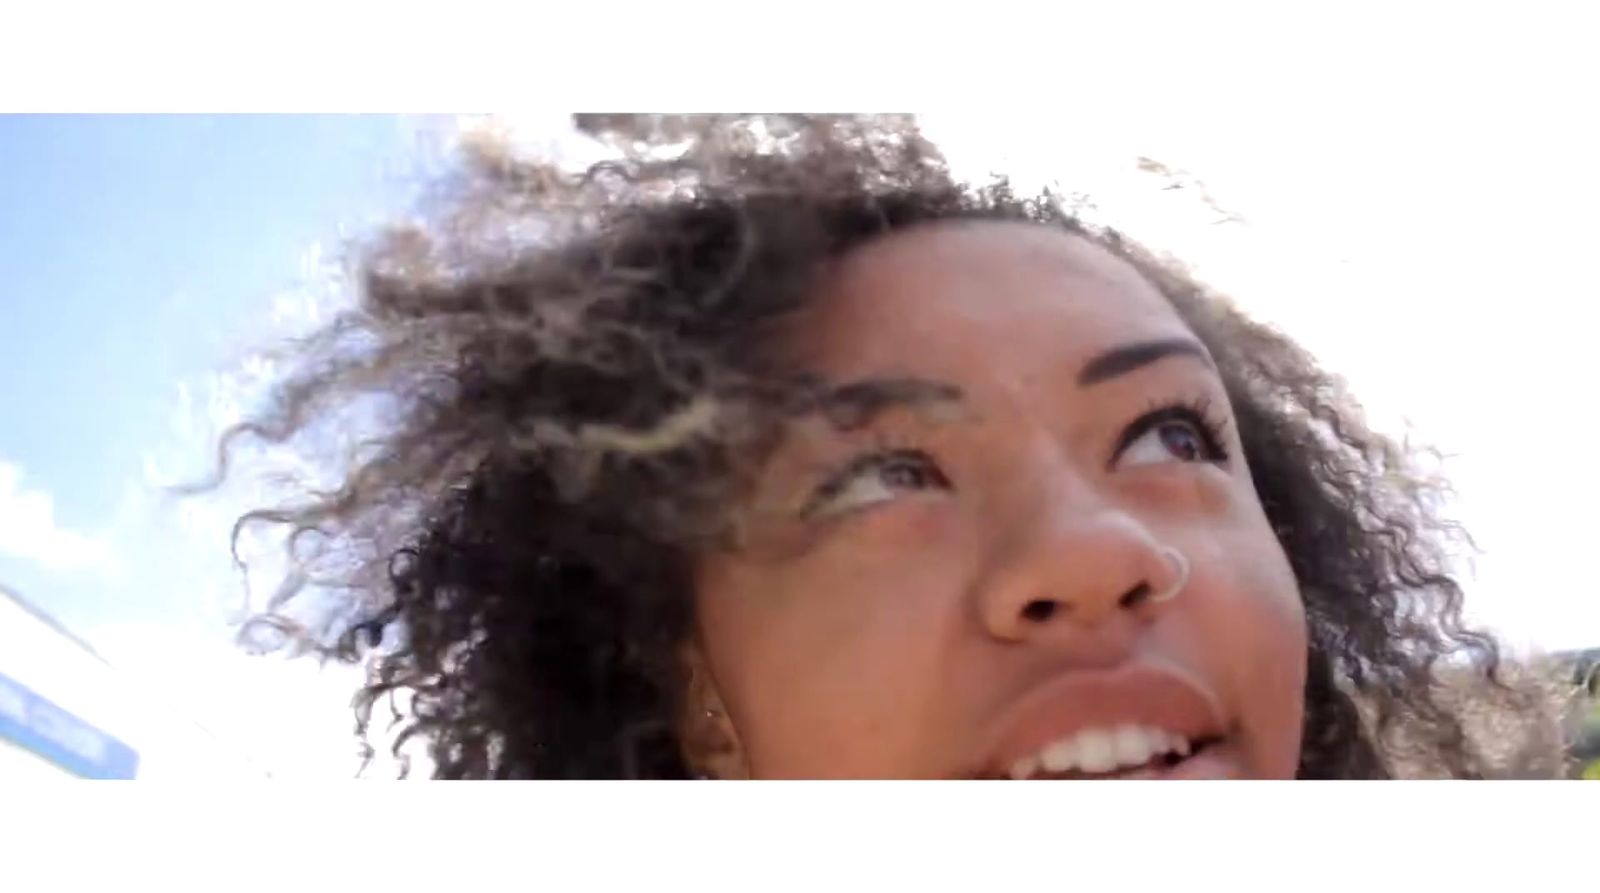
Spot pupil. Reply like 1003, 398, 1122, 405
1160, 424, 1201, 460
885, 462, 923, 487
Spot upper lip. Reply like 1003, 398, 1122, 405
971, 660, 1228, 777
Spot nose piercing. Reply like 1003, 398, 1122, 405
1146, 546, 1190, 604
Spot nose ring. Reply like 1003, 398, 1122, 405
1146, 546, 1190, 604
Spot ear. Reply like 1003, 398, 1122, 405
679, 641, 751, 780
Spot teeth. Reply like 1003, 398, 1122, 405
1008, 754, 1040, 780
1012, 725, 1195, 778
1075, 729, 1118, 773
1113, 724, 1158, 768
1039, 737, 1080, 773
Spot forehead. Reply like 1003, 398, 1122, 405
786, 221, 1195, 388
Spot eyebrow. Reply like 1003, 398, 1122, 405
1077, 338, 1214, 387
802, 338, 1213, 432
811, 378, 965, 432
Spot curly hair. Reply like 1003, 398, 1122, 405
217, 114, 1554, 779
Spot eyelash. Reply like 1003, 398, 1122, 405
804, 397, 1231, 516
805, 431, 946, 512
1111, 397, 1232, 468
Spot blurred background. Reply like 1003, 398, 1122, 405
2, 103, 1598, 778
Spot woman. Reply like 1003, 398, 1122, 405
223, 114, 1552, 779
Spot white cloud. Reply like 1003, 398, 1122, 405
0, 461, 119, 575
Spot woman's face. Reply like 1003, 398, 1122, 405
690, 221, 1307, 779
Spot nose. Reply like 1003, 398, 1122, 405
976, 490, 1188, 644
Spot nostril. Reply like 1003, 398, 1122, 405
1118, 582, 1152, 609
1021, 600, 1057, 623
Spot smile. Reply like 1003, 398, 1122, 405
970, 661, 1233, 779
995, 724, 1227, 779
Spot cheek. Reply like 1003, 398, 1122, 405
1092, 457, 1309, 773
1183, 523, 1307, 773
694, 505, 971, 777
1144, 467, 1307, 676
1202, 529, 1305, 642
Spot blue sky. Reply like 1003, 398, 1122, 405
0, 116, 452, 775
0, 115, 433, 631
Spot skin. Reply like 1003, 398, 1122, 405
688, 221, 1308, 779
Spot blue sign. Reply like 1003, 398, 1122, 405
0, 670, 139, 779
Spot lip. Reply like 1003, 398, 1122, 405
972, 660, 1230, 779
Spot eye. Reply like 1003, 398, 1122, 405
806, 449, 952, 518
1113, 403, 1229, 469
1120, 421, 1206, 467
